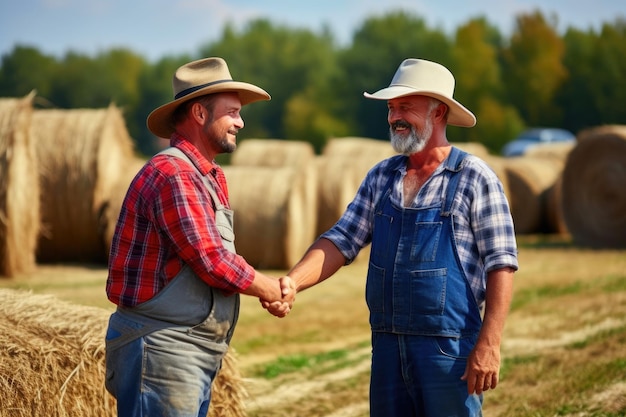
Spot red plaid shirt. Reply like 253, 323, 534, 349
106, 134, 254, 307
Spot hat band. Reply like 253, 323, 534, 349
174, 79, 233, 100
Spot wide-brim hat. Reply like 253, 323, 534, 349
363, 58, 476, 127
147, 57, 271, 138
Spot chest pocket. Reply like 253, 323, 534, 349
410, 221, 442, 262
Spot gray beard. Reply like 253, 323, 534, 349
390, 120, 432, 155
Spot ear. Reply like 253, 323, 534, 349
434, 103, 448, 123
190, 102, 206, 125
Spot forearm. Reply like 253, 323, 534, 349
241, 271, 283, 301
288, 238, 346, 292
477, 267, 515, 347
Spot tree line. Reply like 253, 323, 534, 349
1, 9, 625, 156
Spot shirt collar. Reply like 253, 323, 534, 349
170, 133, 218, 176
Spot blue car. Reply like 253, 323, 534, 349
501, 128, 575, 157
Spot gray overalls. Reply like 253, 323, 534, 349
105, 147, 239, 416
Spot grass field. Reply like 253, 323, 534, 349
2, 235, 625, 416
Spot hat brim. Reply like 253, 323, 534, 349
363, 86, 476, 128
147, 81, 270, 138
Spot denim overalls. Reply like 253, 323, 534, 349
105, 147, 239, 417
367, 147, 484, 416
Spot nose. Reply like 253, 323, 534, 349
234, 114, 244, 129
388, 108, 402, 124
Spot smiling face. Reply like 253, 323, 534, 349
387, 95, 440, 156
201, 92, 244, 155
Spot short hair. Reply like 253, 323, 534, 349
172, 94, 219, 126
428, 97, 448, 121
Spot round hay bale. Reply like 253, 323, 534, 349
231, 138, 315, 168
0, 289, 246, 417
0, 289, 116, 417
322, 136, 396, 160
451, 141, 491, 159
314, 155, 358, 235
545, 175, 569, 235
561, 125, 626, 248
524, 141, 575, 161
223, 165, 315, 269
102, 156, 147, 258
504, 156, 565, 234
32, 104, 136, 264
0, 92, 40, 278
317, 137, 396, 235
231, 139, 319, 243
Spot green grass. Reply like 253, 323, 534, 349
250, 343, 373, 380
253, 348, 350, 379
510, 273, 626, 311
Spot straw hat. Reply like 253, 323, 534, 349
363, 58, 476, 127
147, 57, 271, 138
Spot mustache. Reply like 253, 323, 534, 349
391, 120, 411, 130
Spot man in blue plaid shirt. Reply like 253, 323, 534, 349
265, 58, 518, 416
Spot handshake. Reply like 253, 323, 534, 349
260, 275, 296, 318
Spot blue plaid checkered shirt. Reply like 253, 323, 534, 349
321, 149, 519, 309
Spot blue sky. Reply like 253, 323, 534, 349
1, 0, 623, 61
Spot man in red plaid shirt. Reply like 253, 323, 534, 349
104, 57, 294, 417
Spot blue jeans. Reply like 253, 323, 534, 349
105, 328, 223, 417
369, 332, 483, 417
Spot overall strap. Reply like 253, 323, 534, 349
374, 156, 405, 213
441, 146, 468, 216
157, 147, 224, 210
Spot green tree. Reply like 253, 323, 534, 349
48, 49, 146, 109
0, 46, 59, 100
200, 19, 341, 146
558, 19, 626, 133
452, 17, 524, 151
502, 11, 567, 127
587, 20, 626, 125
335, 11, 453, 141
558, 27, 599, 132
134, 55, 190, 155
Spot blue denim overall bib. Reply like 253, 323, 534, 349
105, 147, 239, 417
367, 147, 484, 416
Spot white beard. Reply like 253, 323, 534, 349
390, 117, 433, 156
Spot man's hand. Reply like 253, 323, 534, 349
461, 343, 501, 395
260, 275, 296, 318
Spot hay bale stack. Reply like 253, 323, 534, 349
545, 176, 569, 235
524, 142, 576, 235
322, 136, 396, 160
102, 156, 147, 257
231, 138, 315, 169
524, 141, 575, 161
314, 154, 360, 234
317, 137, 396, 234
0, 289, 246, 417
223, 165, 314, 269
0, 92, 40, 277
32, 104, 135, 264
503, 156, 565, 234
231, 139, 319, 246
562, 125, 626, 248
451, 141, 491, 159
0, 289, 116, 417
